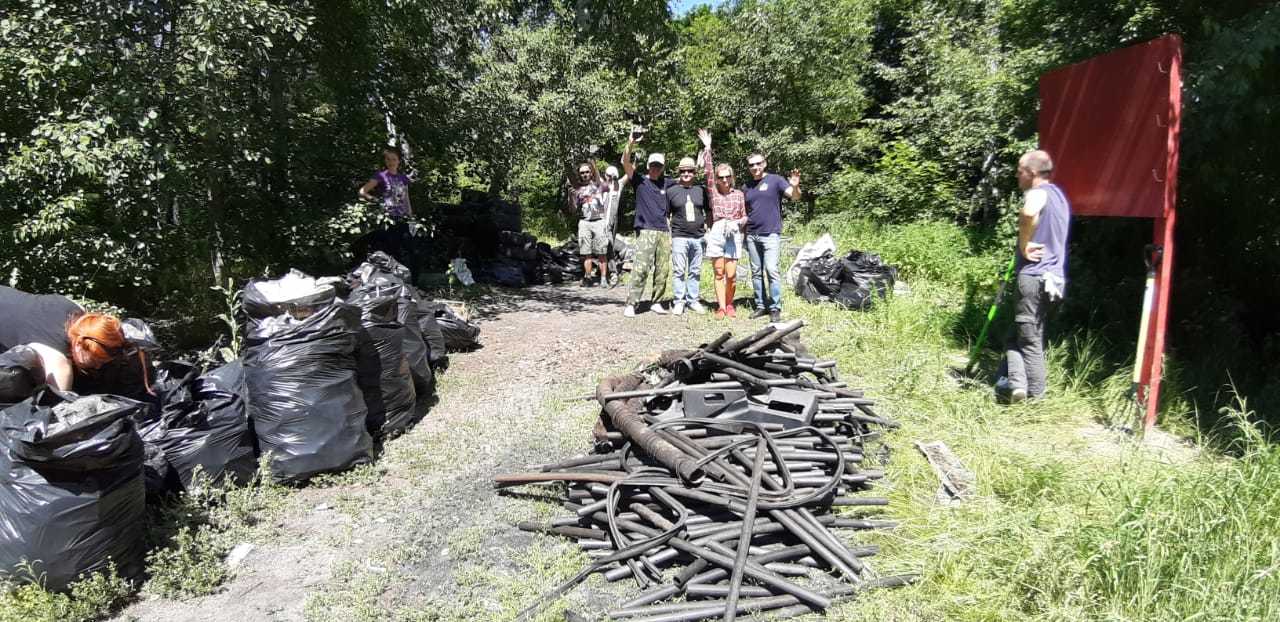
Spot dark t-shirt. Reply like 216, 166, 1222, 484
0, 285, 149, 400
0, 286, 81, 354
743, 173, 791, 235
667, 184, 708, 238
630, 170, 675, 232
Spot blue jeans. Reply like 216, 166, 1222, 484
746, 233, 782, 312
671, 236, 704, 304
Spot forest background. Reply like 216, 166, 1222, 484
0, 0, 1276, 434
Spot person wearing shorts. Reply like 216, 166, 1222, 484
570, 162, 609, 286
697, 129, 748, 318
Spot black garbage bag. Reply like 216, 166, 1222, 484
426, 303, 481, 352
834, 250, 897, 310
497, 230, 539, 261
795, 249, 897, 311
346, 286, 419, 438
795, 251, 843, 304
417, 308, 449, 369
481, 258, 528, 288
242, 274, 372, 484
0, 390, 147, 591
134, 361, 256, 497
348, 252, 435, 394
0, 345, 41, 404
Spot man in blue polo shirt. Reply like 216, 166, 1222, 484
621, 132, 676, 317
743, 153, 801, 322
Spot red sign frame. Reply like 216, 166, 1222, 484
1038, 35, 1183, 430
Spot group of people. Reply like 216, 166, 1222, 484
355, 138, 1069, 403
569, 129, 802, 322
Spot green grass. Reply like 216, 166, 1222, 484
0, 562, 132, 622
770, 218, 1280, 621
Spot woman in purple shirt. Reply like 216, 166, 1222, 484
357, 144, 416, 274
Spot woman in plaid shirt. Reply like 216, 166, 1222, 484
698, 129, 749, 318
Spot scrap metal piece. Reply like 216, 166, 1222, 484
915, 440, 975, 504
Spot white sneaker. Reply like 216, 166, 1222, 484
672, 302, 685, 315
623, 305, 636, 317
687, 301, 707, 314
651, 302, 669, 315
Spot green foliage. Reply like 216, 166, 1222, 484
0, 562, 132, 622
139, 461, 288, 601
143, 526, 227, 599
204, 278, 244, 365
828, 141, 960, 222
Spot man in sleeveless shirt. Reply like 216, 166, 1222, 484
999, 149, 1071, 403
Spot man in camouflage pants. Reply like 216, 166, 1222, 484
621, 132, 675, 316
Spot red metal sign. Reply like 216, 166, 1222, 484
1038, 35, 1182, 430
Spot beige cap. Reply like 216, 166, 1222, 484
677, 157, 697, 171
605, 165, 620, 178
647, 153, 665, 166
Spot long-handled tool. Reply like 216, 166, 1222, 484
1125, 244, 1160, 432
955, 253, 1018, 379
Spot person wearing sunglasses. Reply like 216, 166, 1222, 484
569, 161, 610, 287
697, 129, 749, 319
620, 129, 677, 317
0, 286, 153, 401
742, 153, 802, 322
666, 156, 709, 314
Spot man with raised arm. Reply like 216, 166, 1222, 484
621, 129, 676, 317
697, 129, 749, 319
568, 161, 609, 287
742, 153, 801, 322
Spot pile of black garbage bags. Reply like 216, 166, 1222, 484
794, 249, 899, 310
0, 253, 480, 591
476, 230, 586, 287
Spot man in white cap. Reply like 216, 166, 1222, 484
621, 132, 676, 316
666, 155, 708, 314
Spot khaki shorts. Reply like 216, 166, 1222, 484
578, 219, 609, 256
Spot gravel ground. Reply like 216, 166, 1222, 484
113, 283, 757, 622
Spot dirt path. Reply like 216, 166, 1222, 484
114, 284, 747, 622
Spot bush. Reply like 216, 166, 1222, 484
827, 141, 963, 223
143, 526, 228, 600
0, 562, 132, 622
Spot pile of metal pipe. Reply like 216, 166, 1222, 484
495, 322, 916, 621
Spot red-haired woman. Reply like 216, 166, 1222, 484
0, 286, 152, 400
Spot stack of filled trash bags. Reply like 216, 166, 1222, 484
0, 253, 481, 592
477, 230, 585, 287
472, 230, 634, 288
788, 234, 899, 310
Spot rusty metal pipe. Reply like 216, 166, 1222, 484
719, 325, 776, 353
741, 319, 805, 355
598, 375, 705, 483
